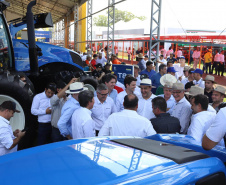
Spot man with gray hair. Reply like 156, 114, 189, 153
91, 84, 117, 136
171, 82, 192, 134
71, 90, 95, 139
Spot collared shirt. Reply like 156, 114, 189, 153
31, 91, 51, 123
138, 59, 146, 71
91, 96, 117, 130
171, 96, 192, 134
192, 50, 200, 59
206, 107, 226, 144
204, 89, 213, 103
209, 103, 223, 113
214, 53, 220, 62
193, 78, 205, 88
173, 63, 184, 79
181, 77, 189, 86
109, 89, 118, 103
151, 72, 163, 89
50, 95, 68, 128
204, 52, 212, 63
71, 107, 95, 139
96, 57, 107, 66
207, 104, 216, 114
98, 109, 156, 137
187, 111, 216, 143
220, 54, 225, 63
140, 69, 156, 79
159, 94, 175, 115
57, 97, 80, 137
136, 75, 141, 86
137, 94, 157, 119
151, 113, 180, 134
0, 116, 17, 156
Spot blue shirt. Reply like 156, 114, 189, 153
138, 59, 146, 71
57, 97, 80, 137
151, 72, 162, 89
140, 69, 156, 79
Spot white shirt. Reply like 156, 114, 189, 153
206, 107, 226, 144
0, 116, 17, 156
193, 78, 205, 88
31, 91, 51, 123
98, 109, 156, 137
160, 58, 167, 65
181, 77, 189, 86
159, 94, 175, 115
91, 97, 117, 131
137, 94, 157, 120
71, 107, 95, 139
82, 54, 87, 61
187, 111, 216, 143
101, 51, 106, 58
207, 105, 216, 114
171, 97, 192, 134
173, 63, 184, 79
96, 57, 107, 66
136, 75, 141, 86
116, 81, 125, 90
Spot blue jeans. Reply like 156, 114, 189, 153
37, 123, 52, 146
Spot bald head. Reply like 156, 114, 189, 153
123, 94, 138, 110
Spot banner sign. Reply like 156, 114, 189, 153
112, 64, 134, 84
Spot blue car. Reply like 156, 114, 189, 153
0, 134, 225, 185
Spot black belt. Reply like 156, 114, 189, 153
39, 122, 51, 124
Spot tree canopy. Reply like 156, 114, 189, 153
93, 9, 146, 27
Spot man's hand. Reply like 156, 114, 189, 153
46, 107, 52, 114
13, 129, 19, 137
66, 135, 72, 140
69, 78, 78, 85
17, 130, 26, 138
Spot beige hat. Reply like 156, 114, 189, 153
138, 53, 145, 59
160, 74, 177, 86
163, 82, 173, 88
139, 78, 154, 87
172, 83, 185, 91
84, 84, 95, 93
66, 82, 86, 94
214, 86, 226, 97
133, 65, 139, 69
185, 86, 204, 96
183, 66, 190, 71
204, 75, 216, 83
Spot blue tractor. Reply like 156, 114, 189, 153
0, 1, 97, 149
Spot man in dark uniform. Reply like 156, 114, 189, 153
92, 63, 105, 81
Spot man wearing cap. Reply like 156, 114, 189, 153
50, 78, 77, 142
96, 52, 107, 67
0, 101, 25, 156
71, 90, 95, 139
204, 49, 212, 74
210, 86, 226, 112
167, 67, 177, 78
99, 94, 156, 137
92, 63, 105, 81
137, 53, 146, 71
204, 75, 215, 103
181, 66, 192, 86
137, 78, 157, 120
192, 68, 205, 88
116, 75, 137, 112
102, 63, 112, 74
31, 83, 56, 145
57, 82, 86, 140
140, 61, 156, 80
133, 65, 141, 86
151, 64, 167, 94
202, 107, 226, 150
171, 83, 192, 134
151, 97, 180, 134
91, 84, 117, 136
112, 54, 121, 65
187, 94, 218, 144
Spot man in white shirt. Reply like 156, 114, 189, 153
116, 75, 137, 112
0, 101, 25, 156
31, 83, 56, 145
71, 90, 95, 139
102, 74, 118, 103
202, 107, 226, 150
134, 65, 141, 86
191, 68, 205, 88
137, 78, 156, 119
181, 66, 192, 86
99, 94, 156, 137
96, 52, 107, 66
157, 55, 167, 65
171, 83, 192, 134
91, 84, 117, 136
210, 85, 226, 112
187, 94, 216, 144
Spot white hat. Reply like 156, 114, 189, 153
160, 74, 177, 86
214, 86, 226, 97
139, 78, 154, 87
66, 82, 86, 94
185, 86, 204, 96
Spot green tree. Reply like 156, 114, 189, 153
93, 9, 146, 27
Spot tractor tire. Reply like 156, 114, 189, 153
0, 72, 37, 150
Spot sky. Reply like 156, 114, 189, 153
92, 0, 226, 34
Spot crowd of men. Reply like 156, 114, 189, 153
0, 47, 226, 156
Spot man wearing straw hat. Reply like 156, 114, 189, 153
210, 86, 226, 112
137, 78, 157, 120
204, 75, 216, 103
57, 82, 86, 140
171, 83, 192, 134
137, 53, 146, 71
